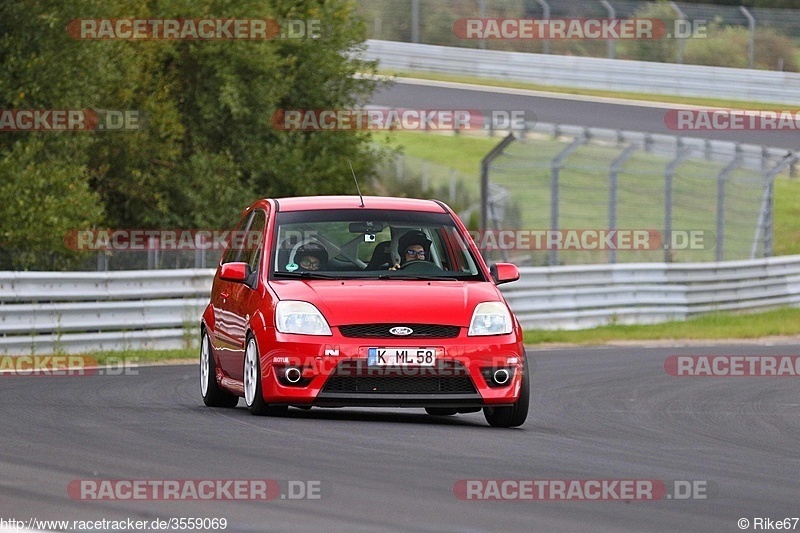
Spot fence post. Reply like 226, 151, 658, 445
740, 6, 756, 70
608, 144, 639, 264
669, 2, 686, 64
411, 0, 419, 43
644, 133, 653, 153
549, 136, 587, 265
664, 143, 692, 263
97, 251, 108, 272
600, 0, 616, 59
715, 149, 742, 262
477, 0, 486, 50
535, 0, 551, 54
480, 134, 517, 234
753, 154, 798, 258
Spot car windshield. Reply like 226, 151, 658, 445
271, 209, 484, 280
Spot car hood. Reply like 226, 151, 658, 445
269, 279, 503, 327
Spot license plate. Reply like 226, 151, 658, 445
367, 348, 437, 366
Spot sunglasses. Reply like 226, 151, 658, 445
405, 249, 426, 258
299, 258, 320, 268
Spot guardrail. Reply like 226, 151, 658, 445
2, 256, 800, 354
508, 255, 800, 329
364, 39, 800, 105
0, 269, 213, 355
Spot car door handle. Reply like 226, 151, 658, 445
220, 290, 229, 299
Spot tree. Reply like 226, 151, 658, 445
0, 0, 382, 269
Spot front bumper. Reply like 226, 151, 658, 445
254, 327, 526, 408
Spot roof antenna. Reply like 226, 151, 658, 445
350, 162, 365, 207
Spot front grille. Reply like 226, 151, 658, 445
338, 323, 461, 338
321, 360, 477, 394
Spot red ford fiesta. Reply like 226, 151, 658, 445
200, 196, 528, 427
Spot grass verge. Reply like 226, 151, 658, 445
89, 349, 196, 365
524, 307, 800, 345
381, 131, 800, 257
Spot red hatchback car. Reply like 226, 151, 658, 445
200, 196, 529, 427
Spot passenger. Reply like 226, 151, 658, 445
295, 244, 328, 272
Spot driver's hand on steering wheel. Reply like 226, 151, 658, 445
389, 262, 400, 270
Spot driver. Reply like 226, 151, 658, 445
391, 230, 432, 270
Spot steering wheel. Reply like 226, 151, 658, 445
399, 260, 443, 273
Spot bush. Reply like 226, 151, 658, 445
625, 2, 680, 63
0, 140, 104, 270
684, 24, 799, 72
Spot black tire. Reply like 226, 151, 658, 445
425, 407, 458, 416
200, 331, 239, 408
243, 334, 288, 417
483, 354, 530, 428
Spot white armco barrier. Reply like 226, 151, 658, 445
364, 39, 800, 105
2, 256, 800, 354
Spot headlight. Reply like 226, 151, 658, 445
275, 301, 332, 335
468, 302, 512, 336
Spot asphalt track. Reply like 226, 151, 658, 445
2, 343, 798, 532
370, 79, 800, 151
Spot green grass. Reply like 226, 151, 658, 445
379, 69, 786, 111
774, 178, 800, 257
89, 349, 196, 365
524, 307, 800, 345
382, 130, 800, 258
380, 131, 501, 178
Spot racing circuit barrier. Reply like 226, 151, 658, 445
0, 269, 212, 356
2, 255, 800, 354
364, 40, 800, 105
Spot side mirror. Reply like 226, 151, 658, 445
219, 262, 250, 283
490, 263, 520, 285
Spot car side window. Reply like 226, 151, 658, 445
240, 210, 266, 285
222, 212, 253, 265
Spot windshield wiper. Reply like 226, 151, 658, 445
376, 273, 459, 281
272, 271, 343, 280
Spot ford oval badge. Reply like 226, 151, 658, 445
389, 326, 413, 336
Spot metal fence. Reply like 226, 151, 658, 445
356, 0, 800, 70
479, 122, 797, 266
2, 257, 800, 354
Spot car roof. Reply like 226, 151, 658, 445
273, 196, 448, 213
